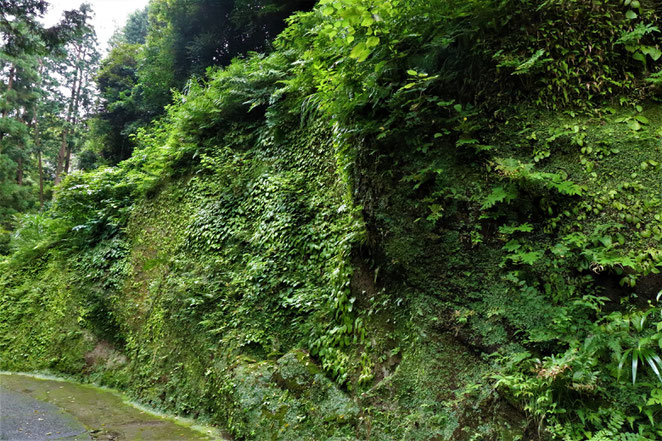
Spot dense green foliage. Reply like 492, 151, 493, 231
4, 0, 662, 439
90, 0, 316, 165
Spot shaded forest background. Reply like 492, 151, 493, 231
0, 0, 315, 243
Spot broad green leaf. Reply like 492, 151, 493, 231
634, 115, 649, 124
361, 16, 374, 27
349, 42, 371, 62
599, 235, 612, 247
366, 36, 380, 48
519, 250, 544, 265
644, 46, 662, 61
627, 119, 642, 131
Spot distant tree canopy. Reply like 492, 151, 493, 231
0, 0, 94, 231
91, 0, 315, 165
93, 43, 141, 164
0, 0, 91, 55
123, 7, 149, 45
148, 0, 316, 87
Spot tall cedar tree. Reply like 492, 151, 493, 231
0, 1, 95, 227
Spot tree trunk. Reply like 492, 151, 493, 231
16, 156, 23, 185
55, 57, 79, 184
65, 47, 87, 174
55, 130, 68, 185
34, 59, 44, 207
16, 110, 29, 185
64, 136, 71, 173
0, 64, 16, 142
3, 65, 15, 103
38, 149, 44, 208
64, 71, 80, 174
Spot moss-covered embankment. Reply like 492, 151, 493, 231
0, 120, 524, 440
4, 0, 662, 439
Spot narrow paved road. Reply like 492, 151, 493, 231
0, 374, 220, 440
0, 385, 91, 440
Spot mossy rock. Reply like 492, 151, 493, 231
230, 349, 358, 440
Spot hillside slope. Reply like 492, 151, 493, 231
3, 1, 662, 439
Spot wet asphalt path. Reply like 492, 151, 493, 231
0, 385, 91, 441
